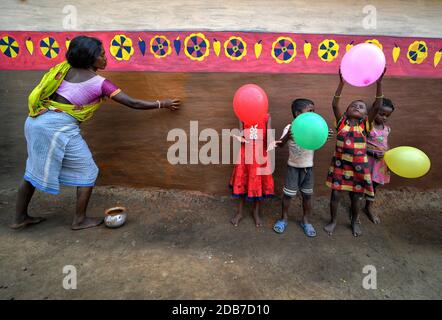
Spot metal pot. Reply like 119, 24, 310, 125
104, 206, 127, 228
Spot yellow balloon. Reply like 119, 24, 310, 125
384, 146, 431, 178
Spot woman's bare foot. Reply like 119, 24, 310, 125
230, 213, 243, 227
324, 222, 336, 235
71, 217, 104, 230
364, 207, 380, 224
351, 222, 362, 237
10, 215, 46, 229
253, 211, 263, 228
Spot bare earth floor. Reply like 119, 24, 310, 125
0, 186, 441, 299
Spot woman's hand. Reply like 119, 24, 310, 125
161, 98, 181, 111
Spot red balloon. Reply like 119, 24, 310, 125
233, 84, 268, 125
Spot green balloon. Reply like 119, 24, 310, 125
291, 112, 329, 150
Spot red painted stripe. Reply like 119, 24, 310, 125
0, 31, 441, 78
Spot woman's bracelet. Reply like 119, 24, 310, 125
156, 100, 161, 108
334, 95, 341, 98
375, 95, 384, 99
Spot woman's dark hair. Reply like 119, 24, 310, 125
66, 36, 103, 69
291, 98, 314, 117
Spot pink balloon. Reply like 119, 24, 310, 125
233, 84, 268, 125
340, 43, 386, 87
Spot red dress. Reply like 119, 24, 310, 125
229, 114, 275, 201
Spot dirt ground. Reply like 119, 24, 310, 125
0, 186, 441, 300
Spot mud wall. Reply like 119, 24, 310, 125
1, 0, 441, 194
1, 71, 441, 195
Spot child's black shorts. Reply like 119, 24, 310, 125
283, 166, 314, 197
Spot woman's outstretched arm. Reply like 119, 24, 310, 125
332, 70, 345, 122
111, 91, 180, 111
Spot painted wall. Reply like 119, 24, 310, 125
1, 31, 441, 78
2, 71, 441, 195
1, 0, 441, 194
1, 0, 442, 38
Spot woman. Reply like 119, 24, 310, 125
11, 36, 180, 230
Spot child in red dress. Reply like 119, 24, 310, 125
230, 114, 275, 227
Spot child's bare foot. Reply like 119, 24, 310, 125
10, 215, 46, 229
351, 222, 362, 237
71, 217, 104, 230
230, 213, 243, 227
364, 207, 380, 224
324, 222, 336, 235
253, 211, 263, 228
349, 208, 361, 224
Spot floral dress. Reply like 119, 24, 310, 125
326, 114, 374, 197
229, 114, 275, 201
367, 125, 391, 185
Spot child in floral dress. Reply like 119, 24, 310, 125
364, 98, 395, 224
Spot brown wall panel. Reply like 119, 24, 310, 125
1, 71, 441, 195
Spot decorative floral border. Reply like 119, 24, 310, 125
0, 31, 441, 78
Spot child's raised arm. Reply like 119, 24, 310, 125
332, 70, 345, 122
368, 68, 386, 124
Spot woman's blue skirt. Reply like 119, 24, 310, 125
23, 111, 99, 194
